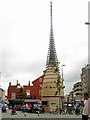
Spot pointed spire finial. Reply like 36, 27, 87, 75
50, 0, 52, 19
46, 1, 58, 66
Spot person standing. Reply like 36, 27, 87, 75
82, 93, 90, 120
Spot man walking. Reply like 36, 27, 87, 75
82, 93, 90, 120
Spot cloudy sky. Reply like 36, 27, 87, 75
0, 0, 89, 95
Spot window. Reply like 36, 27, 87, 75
39, 78, 42, 82
50, 103, 57, 109
26, 90, 30, 96
40, 84, 42, 87
11, 93, 16, 99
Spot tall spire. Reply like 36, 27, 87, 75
41, 1, 64, 113
46, 1, 58, 66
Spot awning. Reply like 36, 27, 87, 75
75, 100, 82, 101
24, 99, 41, 103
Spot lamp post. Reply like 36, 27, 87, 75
0, 72, 2, 87
85, 22, 90, 25
85, 21, 90, 65
61, 64, 65, 109
61, 65, 65, 81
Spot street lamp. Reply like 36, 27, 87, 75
85, 21, 90, 64
62, 65, 65, 81
61, 65, 65, 109
0, 72, 2, 87
85, 22, 90, 25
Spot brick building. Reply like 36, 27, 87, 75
7, 80, 21, 100
7, 75, 44, 104
23, 75, 44, 102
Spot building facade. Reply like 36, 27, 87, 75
7, 80, 21, 100
7, 75, 44, 103
81, 64, 90, 97
23, 75, 44, 102
73, 82, 82, 102
67, 91, 75, 103
0, 88, 5, 100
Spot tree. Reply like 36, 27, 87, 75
18, 87, 26, 104
52, 61, 65, 113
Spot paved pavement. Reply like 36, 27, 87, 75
2, 118, 82, 120
1, 109, 82, 120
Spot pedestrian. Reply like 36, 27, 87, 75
2, 103, 6, 112
28, 104, 31, 113
42, 106, 44, 113
23, 104, 26, 113
36, 105, 40, 116
82, 93, 90, 120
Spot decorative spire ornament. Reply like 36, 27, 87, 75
46, 1, 58, 66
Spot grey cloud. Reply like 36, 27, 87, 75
64, 58, 87, 93
2, 58, 45, 81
